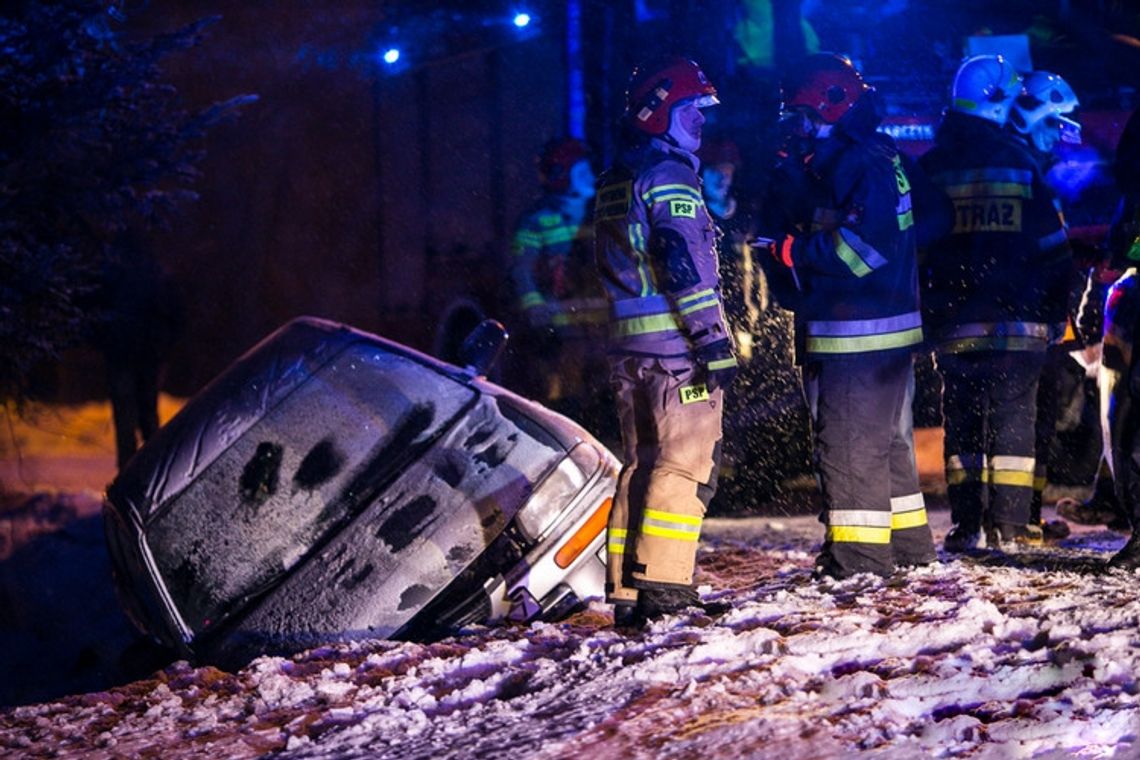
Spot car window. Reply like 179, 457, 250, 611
146, 342, 477, 633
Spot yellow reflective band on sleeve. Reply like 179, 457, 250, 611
680, 384, 710, 404
677, 288, 716, 305
521, 292, 546, 308
542, 225, 579, 246
707, 357, 737, 371
607, 527, 628, 555
514, 230, 542, 249
827, 525, 892, 544
833, 231, 873, 277
898, 209, 915, 231
1033, 475, 1047, 491
642, 184, 703, 206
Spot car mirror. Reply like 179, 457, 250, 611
459, 319, 508, 376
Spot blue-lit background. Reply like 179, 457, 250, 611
43, 0, 1140, 400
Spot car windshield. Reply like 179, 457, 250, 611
147, 342, 477, 633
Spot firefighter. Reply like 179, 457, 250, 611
761, 53, 937, 579
1097, 183, 1140, 569
508, 137, 610, 435
1008, 70, 1084, 540
595, 56, 736, 620
920, 55, 1073, 552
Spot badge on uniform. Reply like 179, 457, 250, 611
679, 383, 709, 404
669, 199, 696, 218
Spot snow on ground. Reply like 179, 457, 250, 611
2, 490, 1140, 759
3, 404, 1140, 758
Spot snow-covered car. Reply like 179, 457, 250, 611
102, 316, 618, 666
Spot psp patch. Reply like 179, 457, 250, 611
679, 383, 710, 404
669, 199, 697, 219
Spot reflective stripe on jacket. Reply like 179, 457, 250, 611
786, 132, 925, 360
919, 112, 1073, 350
594, 141, 732, 357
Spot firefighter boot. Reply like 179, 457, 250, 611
1107, 532, 1140, 571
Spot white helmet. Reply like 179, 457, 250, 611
950, 55, 1023, 126
1009, 70, 1081, 152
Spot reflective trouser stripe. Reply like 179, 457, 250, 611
826, 509, 892, 544
1033, 464, 1047, 493
890, 493, 929, 530
607, 527, 627, 556
641, 508, 702, 542
946, 453, 985, 485
990, 455, 1035, 488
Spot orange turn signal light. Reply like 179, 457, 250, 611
554, 497, 612, 569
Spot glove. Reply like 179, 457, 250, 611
693, 339, 739, 393
765, 234, 799, 269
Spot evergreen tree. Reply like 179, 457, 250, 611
0, 1, 254, 404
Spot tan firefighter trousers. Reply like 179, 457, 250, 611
605, 355, 723, 604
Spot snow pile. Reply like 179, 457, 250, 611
2, 506, 1139, 759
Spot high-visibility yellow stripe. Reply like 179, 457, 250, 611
521, 292, 545, 308
828, 525, 892, 544
677, 288, 716, 306
613, 313, 681, 337
898, 209, 915, 231
679, 299, 719, 317
1033, 476, 1047, 491
892, 509, 928, 530
644, 508, 701, 525
807, 327, 923, 354
642, 525, 701, 541
990, 471, 1036, 488
834, 232, 873, 277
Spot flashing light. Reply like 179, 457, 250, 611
513, 12, 531, 28
382, 47, 400, 65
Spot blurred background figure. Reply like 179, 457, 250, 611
921, 55, 1073, 551
506, 137, 614, 441
1007, 70, 1084, 540
698, 136, 811, 514
90, 232, 183, 471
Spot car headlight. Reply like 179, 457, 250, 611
515, 443, 598, 542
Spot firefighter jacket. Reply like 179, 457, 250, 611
919, 111, 1073, 354
778, 128, 925, 361
509, 195, 605, 335
594, 140, 732, 359
1100, 267, 1140, 474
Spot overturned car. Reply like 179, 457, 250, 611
103, 317, 618, 666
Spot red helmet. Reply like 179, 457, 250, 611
626, 56, 718, 136
781, 53, 871, 125
538, 137, 590, 191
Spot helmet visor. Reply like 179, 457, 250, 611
1056, 114, 1081, 144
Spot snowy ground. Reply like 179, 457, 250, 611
3, 403, 1140, 758
2, 489, 1140, 759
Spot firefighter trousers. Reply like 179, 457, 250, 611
805, 352, 936, 578
605, 355, 723, 604
937, 350, 1046, 532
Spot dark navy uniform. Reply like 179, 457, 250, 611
920, 110, 1072, 541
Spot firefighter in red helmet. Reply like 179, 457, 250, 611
595, 56, 736, 622
508, 136, 611, 438
761, 52, 937, 578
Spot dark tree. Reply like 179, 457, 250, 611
0, 1, 254, 405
